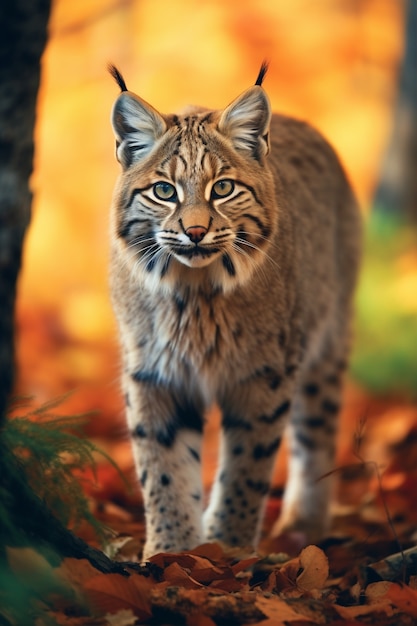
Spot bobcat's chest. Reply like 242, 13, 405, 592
143, 284, 286, 403
161, 291, 234, 362
143, 289, 243, 393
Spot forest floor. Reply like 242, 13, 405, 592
4, 384, 417, 625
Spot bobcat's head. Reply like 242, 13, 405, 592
110, 64, 277, 294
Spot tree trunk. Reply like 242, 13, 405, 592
373, 0, 417, 221
0, 0, 51, 425
0, 1, 133, 578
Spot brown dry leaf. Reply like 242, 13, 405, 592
296, 545, 329, 591
365, 581, 394, 604
162, 561, 204, 589
188, 542, 226, 561
263, 555, 301, 593
188, 546, 257, 589
58, 557, 103, 589
187, 554, 220, 571
147, 545, 253, 593
334, 602, 394, 620
149, 551, 197, 570
265, 568, 296, 594
85, 572, 152, 619
231, 556, 259, 575
374, 581, 417, 616
262, 545, 328, 597
255, 594, 312, 624
191, 565, 230, 584
192, 561, 244, 592
209, 577, 243, 592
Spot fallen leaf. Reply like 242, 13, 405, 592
191, 565, 230, 584
296, 545, 329, 591
231, 556, 259, 575
188, 542, 226, 561
263, 554, 301, 593
209, 578, 243, 592
265, 568, 297, 594
255, 594, 312, 624
334, 602, 394, 620
162, 561, 203, 589
365, 580, 393, 604
149, 552, 197, 570
58, 557, 101, 589
187, 554, 221, 571
365, 579, 417, 619
85, 573, 152, 619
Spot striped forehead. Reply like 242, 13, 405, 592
162, 114, 226, 180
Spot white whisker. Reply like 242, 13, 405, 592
132, 243, 160, 274
236, 229, 281, 253
126, 236, 156, 251
231, 242, 265, 280
234, 236, 281, 271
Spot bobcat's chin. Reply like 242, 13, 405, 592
174, 249, 221, 269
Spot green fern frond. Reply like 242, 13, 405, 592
0, 396, 130, 624
1, 396, 126, 545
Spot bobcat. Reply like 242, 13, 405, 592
109, 64, 361, 560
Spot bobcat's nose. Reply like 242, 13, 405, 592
185, 225, 208, 244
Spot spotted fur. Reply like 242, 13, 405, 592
109, 65, 361, 559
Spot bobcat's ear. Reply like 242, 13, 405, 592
218, 86, 271, 160
111, 92, 166, 168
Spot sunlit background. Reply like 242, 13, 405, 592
13, 0, 416, 501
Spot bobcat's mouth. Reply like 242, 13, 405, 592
172, 244, 221, 268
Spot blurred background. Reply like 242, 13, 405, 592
13, 0, 417, 511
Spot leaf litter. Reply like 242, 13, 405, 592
5, 536, 417, 626
3, 395, 417, 625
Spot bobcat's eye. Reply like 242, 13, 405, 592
211, 179, 234, 199
153, 182, 177, 201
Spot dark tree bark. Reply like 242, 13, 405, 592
0, 0, 51, 425
374, 0, 417, 221
0, 0, 129, 578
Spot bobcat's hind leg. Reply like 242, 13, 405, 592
272, 350, 347, 544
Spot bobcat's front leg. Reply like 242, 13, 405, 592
125, 371, 205, 559
204, 372, 295, 548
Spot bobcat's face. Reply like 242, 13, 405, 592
111, 82, 277, 293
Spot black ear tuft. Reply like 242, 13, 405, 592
108, 64, 128, 92
255, 61, 269, 87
